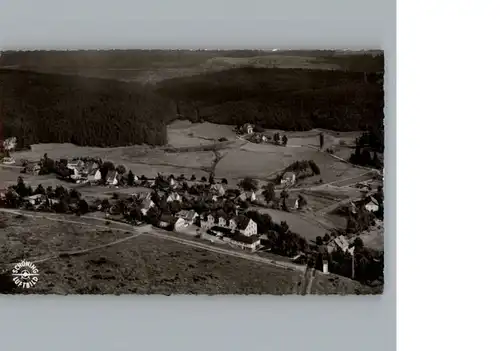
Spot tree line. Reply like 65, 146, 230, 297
1, 69, 170, 149
157, 67, 384, 135
1, 66, 383, 149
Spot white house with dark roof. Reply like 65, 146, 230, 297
237, 217, 258, 237
364, 196, 379, 212
176, 210, 199, 225
105, 170, 119, 186
242, 123, 254, 135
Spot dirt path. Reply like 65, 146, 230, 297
0, 208, 307, 274
0, 209, 144, 273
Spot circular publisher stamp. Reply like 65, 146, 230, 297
12, 260, 39, 289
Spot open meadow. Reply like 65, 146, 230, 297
0, 212, 375, 295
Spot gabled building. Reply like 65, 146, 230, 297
364, 196, 380, 212
281, 172, 296, 186
140, 196, 155, 216
228, 218, 238, 231
217, 216, 227, 227
166, 192, 182, 203
284, 197, 299, 211
242, 123, 254, 135
2, 157, 15, 165
223, 233, 261, 251
23, 194, 46, 206
105, 170, 119, 186
87, 168, 102, 183
176, 210, 199, 225
174, 217, 189, 231
236, 217, 258, 237
210, 183, 226, 196
67, 159, 85, 171
200, 213, 215, 229
238, 191, 256, 203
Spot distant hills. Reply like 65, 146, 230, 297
0, 51, 384, 148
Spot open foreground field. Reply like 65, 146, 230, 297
0, 212, 375, 295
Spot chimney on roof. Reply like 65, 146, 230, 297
322, 260, 329, 274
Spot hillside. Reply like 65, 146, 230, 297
0, 69, 171, 148
1, 66, 384, 149
156, 67, 384, 133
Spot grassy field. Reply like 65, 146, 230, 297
0, 212, 376, 295
167, 120, 239, 148
249, 207, 328, 243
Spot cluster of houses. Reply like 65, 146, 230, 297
200, 213, 261, 251
237, 124, 288, 146
64, 159, 127, 185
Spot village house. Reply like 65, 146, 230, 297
210, 183, 226, 196
87, 168, 102, 183
236, 217, 258, 237
166, 192, 182, 203
3, 137, 17, 151
228, 218, 238, 231
105, 170, 119, 186
174, 217, 189, 231
200, 214, 215, 229
238, 191, 256, 203
223, 233, 261, 251
70, 167, 83, 181
364, 196, 380, 212
23, 194, 46, 206
284, 197, 299, 211
329, 235, 355, 256
175, 210, 199, 225
217, 216, 227, 227
242, 123, 254, 135
140, 194, 155, 215
67, 159, 85, 171
82, 162, 99, 175
281, 172, 296, 186
2, 157, 15, 165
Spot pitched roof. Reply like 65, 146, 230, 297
236, 216, 251, 230
106, 170, 118, 181
333, 235, 350, 252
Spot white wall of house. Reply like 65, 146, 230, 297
242, 219, 258, 236
365, 202, 379, 212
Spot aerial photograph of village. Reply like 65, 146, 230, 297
0, 49, 384, 295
